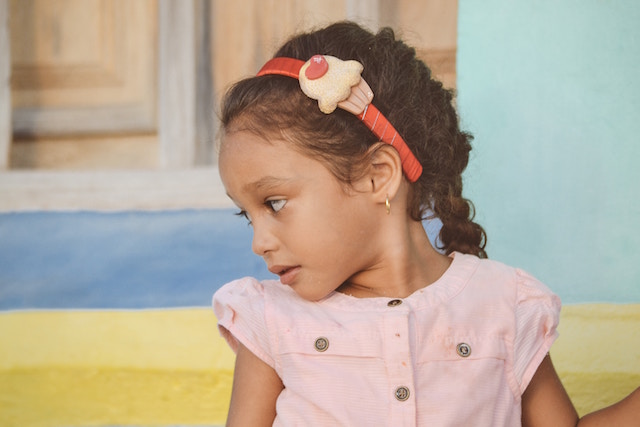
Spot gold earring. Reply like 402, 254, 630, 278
385, 195, 391, 215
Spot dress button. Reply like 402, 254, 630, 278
314, 337, 329, 352
456, 342, 472, 358
387, 299, 403, 307
395, 386, 410, 401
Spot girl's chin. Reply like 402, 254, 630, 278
288, 284, 336, 302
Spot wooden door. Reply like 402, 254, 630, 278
0, 0, 457, 210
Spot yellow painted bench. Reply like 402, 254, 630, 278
1, 304, 638, 426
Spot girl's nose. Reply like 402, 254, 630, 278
251, 221, 277, 256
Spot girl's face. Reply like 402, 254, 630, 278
219, 130, 382, 301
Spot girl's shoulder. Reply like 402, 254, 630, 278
447, 253, 560, 315
454, 252, 557, 294
213, 276, 318, 320
212, 277, 302, 364
213, 276, 299, 309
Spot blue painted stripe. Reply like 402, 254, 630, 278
0, 210, 445, 310
1, 210, 629, 309
0, 210, 269, 310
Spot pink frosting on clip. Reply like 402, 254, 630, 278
305, 55, 329, 80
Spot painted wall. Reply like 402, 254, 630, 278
1, 210, 254, 426
0, 210, 268, 310
458, 0, 640, 303
457, 0, 640, 416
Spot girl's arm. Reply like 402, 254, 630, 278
577, 387, 640, 426
522, 354, 640, 426
226, 342, 284, 427
521, 354, 579, 426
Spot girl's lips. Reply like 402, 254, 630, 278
277, 266, 300, 285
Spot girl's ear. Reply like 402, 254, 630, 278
364, 143, 404, 203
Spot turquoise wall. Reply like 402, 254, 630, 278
458, 0, 640, 302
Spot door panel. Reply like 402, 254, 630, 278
10, 0, 157, 136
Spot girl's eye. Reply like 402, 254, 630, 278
267, 199, 286, 213
234, 210, 252, 226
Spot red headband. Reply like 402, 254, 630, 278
257, 55, 423, 182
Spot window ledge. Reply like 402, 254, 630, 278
0, 168, 232, 212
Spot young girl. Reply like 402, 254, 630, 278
213, 21, 639, 426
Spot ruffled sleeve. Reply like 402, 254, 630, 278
212, 277, 275, 368
512, 268, 561, 394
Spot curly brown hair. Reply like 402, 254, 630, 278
221, 21, 487, 258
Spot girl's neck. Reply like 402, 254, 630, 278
336, 219, 452, 299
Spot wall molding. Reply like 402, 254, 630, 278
0, 168, 232, 212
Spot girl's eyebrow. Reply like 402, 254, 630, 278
243, 176, 292, 192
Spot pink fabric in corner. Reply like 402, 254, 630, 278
213, 253, 560, 426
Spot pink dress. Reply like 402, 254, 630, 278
213, 252, 560, 426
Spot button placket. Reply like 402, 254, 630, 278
382, 305, 415, 420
